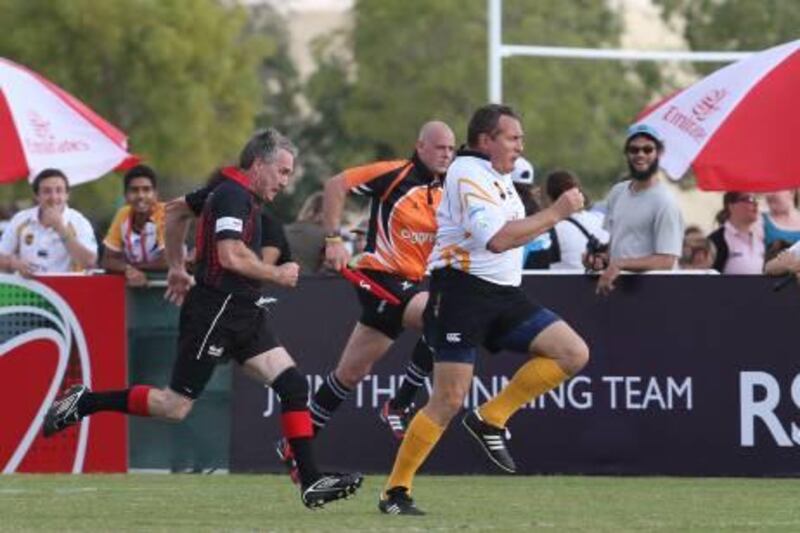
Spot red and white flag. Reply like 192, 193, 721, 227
633, 40, 800, 192
0, 57, 137, 186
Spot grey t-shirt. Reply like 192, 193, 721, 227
604, 179, 683, 263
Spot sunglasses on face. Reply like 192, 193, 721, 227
626, 145, 656, 155
732, 195, 757, 204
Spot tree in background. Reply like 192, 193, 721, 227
303, 0, 666, 196
0, 0, 279, 224
656, 0, 800, 77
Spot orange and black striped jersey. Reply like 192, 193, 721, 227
345, 152, 442, 282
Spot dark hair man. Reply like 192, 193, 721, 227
102, 165, 166, 286
379, 105, 588, 515
0, 168, 96, 275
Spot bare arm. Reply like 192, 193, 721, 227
101, 248, 128, 274
611, 254, 677, 272
323, 172, 352, 270
596, 253, 678, 296
59, 231, 96, 269
217, 239, 298, 287
764, 250, 800, 276
261, 246, 281, 266
323, 172, 349, 235
165, 198, 194, 270
163, 198, 196, 305
487, 188, 584, 253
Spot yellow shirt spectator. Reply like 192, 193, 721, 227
103, 202, 166, 265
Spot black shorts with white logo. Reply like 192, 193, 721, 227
424, 268, 560, 364
169, 285, 280, 399
355, 269, 425, 340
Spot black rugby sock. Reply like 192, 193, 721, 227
78, 390, 129, 416
390, 337, 433, 410
309, 372, 353, 434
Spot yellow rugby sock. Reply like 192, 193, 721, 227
384, 410, 444, 494
479, 357, 568, 428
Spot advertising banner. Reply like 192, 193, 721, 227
231, 274, 800, 476
0, 274, 127, 473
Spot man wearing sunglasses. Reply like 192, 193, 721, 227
588, 124, 683, 294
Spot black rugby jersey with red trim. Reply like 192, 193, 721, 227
192, 168, 263, 295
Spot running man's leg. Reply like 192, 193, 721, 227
478, 319, 589, 430
310, 322, 392, 432
42, 328, 220, 437
43, 383, 196, 437
243, 346, 363, 508
390, 292, 433, 411
379, 360, 473, 515
242, 347, 319, 485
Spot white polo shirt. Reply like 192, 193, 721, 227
0, 206, 97, 273
429, 153, 526, 286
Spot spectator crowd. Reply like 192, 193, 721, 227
0, 123, 796, 286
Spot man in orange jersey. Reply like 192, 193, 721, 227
318, 120, 455, 434
276, 121, 455, 481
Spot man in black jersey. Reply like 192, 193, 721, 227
42, 128, 362, 509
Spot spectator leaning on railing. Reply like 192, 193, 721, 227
707, 192, 764, 275
588, 125, 683, 295
0, 168, 97, 276
101, 165, 167, 286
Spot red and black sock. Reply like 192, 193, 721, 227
272, 367, 320, 486
78, 385, 153, 417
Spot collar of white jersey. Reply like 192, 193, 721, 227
455, 147, 503, 177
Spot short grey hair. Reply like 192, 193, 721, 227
238, 128, 298, 169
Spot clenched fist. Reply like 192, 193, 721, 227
551, 187, 585, 220
275, 262, 300, 287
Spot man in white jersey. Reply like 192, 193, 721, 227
0, 168, 97, 275
379, 104, 589, 515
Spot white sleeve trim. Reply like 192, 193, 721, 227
216, 217, 243, 233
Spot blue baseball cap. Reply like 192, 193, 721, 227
626, 123, 664, 145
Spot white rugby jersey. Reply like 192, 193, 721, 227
428, 151, 525, 286
0, 206, 97, 273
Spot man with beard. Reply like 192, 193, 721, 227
589, 124, 683, 295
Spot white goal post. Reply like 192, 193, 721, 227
487, 0, 754, 102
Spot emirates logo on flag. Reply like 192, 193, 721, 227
25, 110, 90, 155
692, 89, 728, 122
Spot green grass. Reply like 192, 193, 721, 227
1, 474, 799, 532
